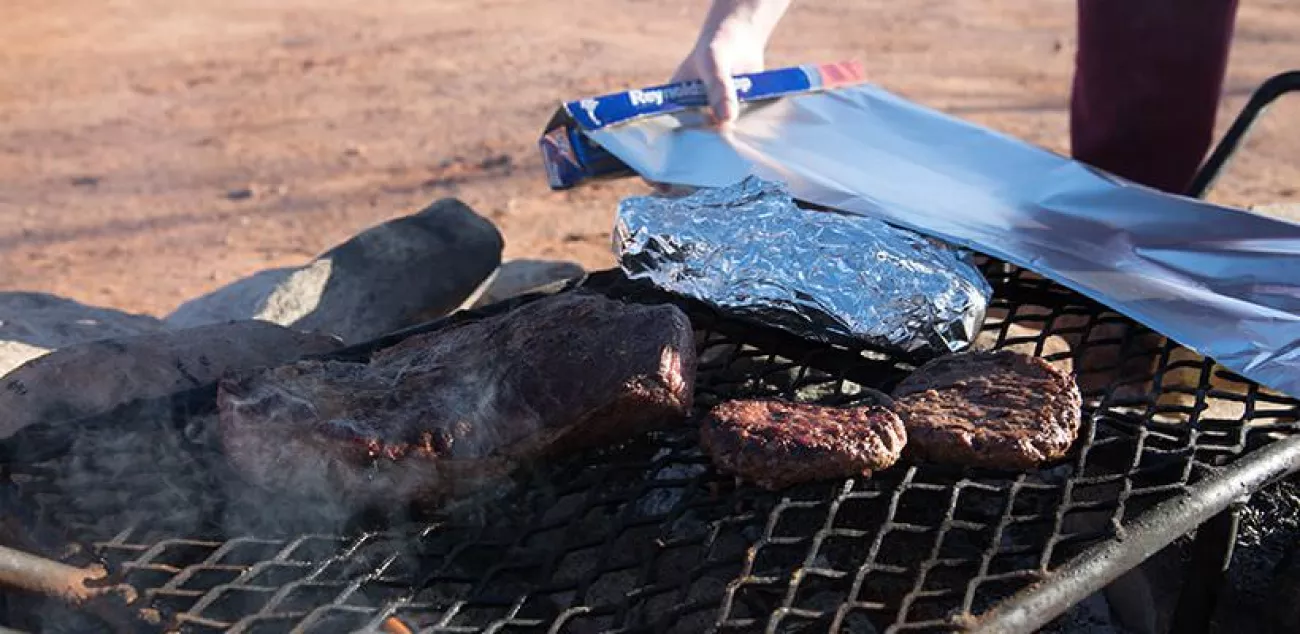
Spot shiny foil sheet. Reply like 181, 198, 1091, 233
585, 82, 1300, 398
613, 176, 992, 356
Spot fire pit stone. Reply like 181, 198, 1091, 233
166, 197, 504, 344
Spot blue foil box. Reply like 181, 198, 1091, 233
538, 62, 867, 190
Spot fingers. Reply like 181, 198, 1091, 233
700, 50, 740, 125
668, 56, 737, 126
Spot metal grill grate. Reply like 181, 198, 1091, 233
4, 260, 1300, 634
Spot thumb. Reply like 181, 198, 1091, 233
701, 55, 740, 125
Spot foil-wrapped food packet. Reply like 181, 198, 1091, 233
613, 176, 992, 356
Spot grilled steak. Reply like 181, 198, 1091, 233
890, 350, 1081, 470
216, 292, 697, 506
700, 399, 907, 490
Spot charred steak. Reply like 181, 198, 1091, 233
216, 292, 697, 505
700, 399, 907, 490
890, 350, 1081, 469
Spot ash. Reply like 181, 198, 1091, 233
1207, 478, 1300, 632
1233, 479, 1300, 586
1040, 593, 1135, 634
1094, 479, 1300, 634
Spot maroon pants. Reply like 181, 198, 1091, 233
1071, 0, 1239, 194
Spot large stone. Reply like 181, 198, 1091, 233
0, 292, 165, 377
166, 198, 504, 343
467, 258, 585, 309
0, 320, 342, 440
1103, 568, 1157, 634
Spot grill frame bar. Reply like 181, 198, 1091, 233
969, 433, 1300, 633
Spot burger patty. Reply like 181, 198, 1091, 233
890, 350, 1081, 470
699, 399, 907, 490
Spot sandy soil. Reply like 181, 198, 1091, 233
1, 0, 1297, 318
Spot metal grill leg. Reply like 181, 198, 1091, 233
1168, 502, 1243, 634
1156, 71, 1300, 634
1173, 71, 1298, 629
1187, 70, 1300, 198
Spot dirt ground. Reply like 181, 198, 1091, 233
1, 0, 1297, 318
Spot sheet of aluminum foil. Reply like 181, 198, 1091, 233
613, 176, 992, 356
585, 82, 1300, 398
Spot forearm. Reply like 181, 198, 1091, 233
696, 0, 792, 45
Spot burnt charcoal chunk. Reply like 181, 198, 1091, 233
890, 350, 1082, 470
217, 292, 696, 507
699, 400, 907, 490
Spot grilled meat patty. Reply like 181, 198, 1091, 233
890, 350, 1081, 470
217, 292, 697, 506
700, 399, 907, 490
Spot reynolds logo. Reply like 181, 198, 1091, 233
627, 88, 668, 108
578, 98, 602, 125
627, 77, 756, 109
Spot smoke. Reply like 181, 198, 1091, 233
211, 341, 527, 540
4, 292, 707, 631
8, 396, 220, 549
2, 395, 222, 632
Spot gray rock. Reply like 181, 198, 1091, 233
0, 292, 164, 377
166, 198, 504, 343
0, 340, 48, 378
1268, 551, 1300, 631
1103, 568, 1157, 634
840, 611, 880, 634
0, 320, 342, 440
1040, 592, 1125, 634
467, 258, 585, 309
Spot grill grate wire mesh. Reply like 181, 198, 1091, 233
3, 260, 1299, 633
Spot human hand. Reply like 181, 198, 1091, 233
670, 0, 791, 125
670, 23, 767, 125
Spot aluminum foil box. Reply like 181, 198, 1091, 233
538, 62, 867, 190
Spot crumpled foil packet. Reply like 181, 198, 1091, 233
613, 176, 992, 356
